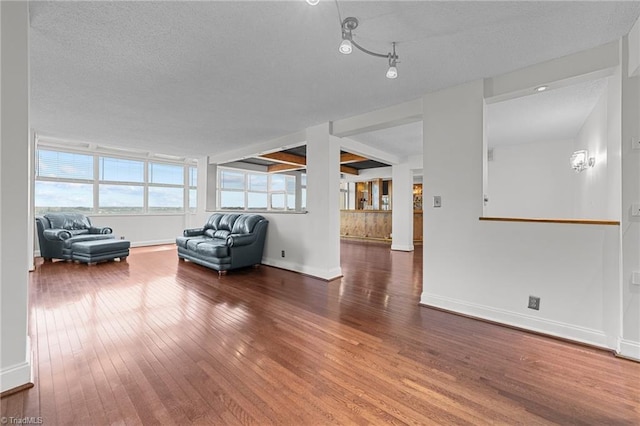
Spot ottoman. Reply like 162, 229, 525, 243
71, 239, 130, 264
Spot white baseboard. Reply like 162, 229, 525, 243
421, 293, 610, 349
618, 338, 640, 361
391, 244, 414, 252
1, 337, 32, 393
262, 257, 342, 281
129, 239, 174, 248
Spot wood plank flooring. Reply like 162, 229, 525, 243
2, 240, 639, 425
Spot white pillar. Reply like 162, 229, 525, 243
619, 23, 640, 361
305, 125, 341, 279
391, 163, 414, 251
1, 0, 32, 392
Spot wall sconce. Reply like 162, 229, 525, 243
570, 150, 595, 172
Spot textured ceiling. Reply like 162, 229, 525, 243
350, 121, 423, 158
486, 78, 609, 147
29, 1, 640, 159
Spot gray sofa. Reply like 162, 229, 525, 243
35, 213, 129, 263
176, 213, 268, 275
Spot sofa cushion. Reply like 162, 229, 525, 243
44, 213, 71, 229
45, 213, 92, 230
203, 228, 228, 239
204, 213, 223, 231
176, 236, 207, 249
231, 214, 264, 234
218, 214, 240, 232
196, 241, 229, 258
62, 234, 114, 249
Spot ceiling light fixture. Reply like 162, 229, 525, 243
534, 85, 548, 92
307, 1, 401, 79
338, 15, 400, 79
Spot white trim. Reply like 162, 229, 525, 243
0, 337, 32, 393
421, 293, 610, 349
36, 135, 197, 164
618, 339, 640, 361
262, 257, 342, 281
391, 244, 414, 252
130, 239, 174, 248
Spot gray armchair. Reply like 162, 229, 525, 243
36, 213, 115, 261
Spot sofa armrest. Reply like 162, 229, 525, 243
43, 229, 72, 241
183, 228, 205, 237
89, 226, 113, 235
226, 233, 257, 247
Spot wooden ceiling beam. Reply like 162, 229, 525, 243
267, 163, 305, 173
340, 165, 359, 175
259, 152, 306, 166
340, 153, 368, 164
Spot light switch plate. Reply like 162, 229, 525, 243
631, 204, 640, 217
433, 196, 442, 208
632, 272, 640, 286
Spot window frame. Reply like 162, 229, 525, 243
217, 167, 304, 213
34, 146, 197, 216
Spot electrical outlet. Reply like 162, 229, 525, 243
120, 236, 125, 240
528, 296, 540, 310
433, 196, 442, 208
281, 250, 285, 258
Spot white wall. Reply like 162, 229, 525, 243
1, 1, 32, 393
422, 79, 621, 349
620, 28, 640, 360
572, 85, 609, 218
90, 214, 187, 247
487, 139, 575, 218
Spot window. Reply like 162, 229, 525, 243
148, 186, 184, 213
37, 150, 93, 180
99, 157, 144, 182
247, 173, 268, 210
149, 162, 183, 185
218, 167, 303, 212
148, 162, 184, 213
35, 150, 93, 215
98, 157, 144, 214
35, 148, 196, 215
98, 184, 144, 214
35, 181, 93, 214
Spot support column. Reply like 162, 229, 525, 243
1, 0, 32, 393
620, 23, 640, 361
305, 125, 341, 279
391, 162, 414, 251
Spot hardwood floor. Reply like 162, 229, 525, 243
2, 241, 639, 425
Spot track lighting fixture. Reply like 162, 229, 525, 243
306, 0, 401, 79
339, 16, 399, 79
